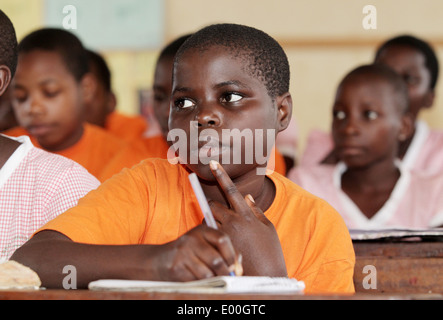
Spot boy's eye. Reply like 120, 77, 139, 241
44, 90, 60, 98
175, 98, 195, 109
402, 74, 420, 86
13, 90, 27, 103
333, 110, 346, 120
365, 110, 379, 120
221, 93, 243, 103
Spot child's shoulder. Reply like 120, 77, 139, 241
270, 168, 337, 210
268, 170, 348, 235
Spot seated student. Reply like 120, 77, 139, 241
0, 10, 100, 260
301, 35, 443, 176
98, 35, 192, 181
289, 64, 443, 229
12, 23, 355, 294
4, 28, 133, 181
99, 34, 286, 182
84, 49, 148, 143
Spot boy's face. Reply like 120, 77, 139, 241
153, 55, 174, 139
332, 75, 406, 168
84, 64, 116, 128
169, 46, 288, 181
12, 50, 85, 151
375, 45, 434, 119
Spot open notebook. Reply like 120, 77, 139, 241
88, 276, 305, 294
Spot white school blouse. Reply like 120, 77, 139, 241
0, 135, 100, 260
288, 161, 443, 229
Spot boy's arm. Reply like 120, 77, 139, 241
11, 226, 238, 289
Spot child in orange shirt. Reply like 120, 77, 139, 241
84, 49, 147, 143
5, 28, 130, 180
12, 24, 355, 294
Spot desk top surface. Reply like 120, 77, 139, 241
0, 289, 441, 300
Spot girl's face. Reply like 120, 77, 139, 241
375, 45, 434, 119
332, 75, 408, 169
12, 50, 86, 151
169, 46, 290, 181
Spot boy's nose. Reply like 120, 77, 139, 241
195, 104, 221, 128
341, 117, 360, 136
27, 98, 46, 116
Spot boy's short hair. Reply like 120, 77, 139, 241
0, 10, 18, 78
18, 28, 88, 82
342, 64, 409, 113
159, 34, 192, 61
175, 23, 290, 99
86, 49, 111, 92
374, 34, 439, 90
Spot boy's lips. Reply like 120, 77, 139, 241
337, 145, 365, 157
27, 124, 54, 137
192, 135, 230, 159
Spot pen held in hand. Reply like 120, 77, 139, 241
188, 172, 240, 276
188, 173, 218, 229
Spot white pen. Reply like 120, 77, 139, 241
188, 172, 236, 276
188, 173, 218, 229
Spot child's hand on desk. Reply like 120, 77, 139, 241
208, 161, 287, 277
159, 224, 239, 281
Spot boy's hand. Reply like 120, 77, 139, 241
208, 160, 287, 277
158, 224, 238, 281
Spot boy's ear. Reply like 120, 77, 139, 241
80, 72, 97, 104
0, 65, 12, 97
276, 92, 293, 133
398, 111, 414, 142
107, 91, 117, 114
422, 89, 435, 109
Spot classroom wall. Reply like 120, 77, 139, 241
3, 0, 443, 155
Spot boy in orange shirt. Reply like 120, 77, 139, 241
84, 49, 148, 143
5, 28, 133, 180
12, 24, 355, 294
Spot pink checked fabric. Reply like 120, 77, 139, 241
0, 136, 100, 260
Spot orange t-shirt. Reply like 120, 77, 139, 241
105, 111, 147, 143
4, 123, 130, 181
39, 158, 355, 294
269, 146, 286, 176
99, 135, 170, 181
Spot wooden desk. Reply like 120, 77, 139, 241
0, 289, 441, 300
353, 240, 443, 294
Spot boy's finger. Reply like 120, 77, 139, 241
245, 194, 269, 224
209, 160, 249, 213
202, 227, 237, 273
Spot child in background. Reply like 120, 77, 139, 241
98, 35, 192, 181
12, 24, 355, 294
84, 49, 148, 143
300, 35, 443, 176
289, 64, 443, 229
4, 28, 132, 180
0, 10, 100, 260
152, 34, 192, 141
374, 35, 443, 175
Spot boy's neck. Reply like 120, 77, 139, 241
202, 169, 276, 212
342, 159, 400, 192
341, 159, 400, 219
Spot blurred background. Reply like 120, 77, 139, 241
3, 0, 443, 155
